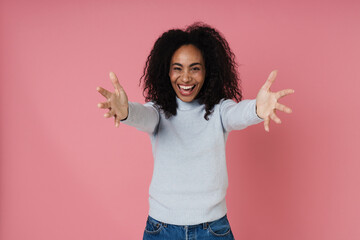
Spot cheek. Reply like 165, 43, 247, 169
169, 71, 177, 83
195, 72, 205, 83
169, 71, 174, 77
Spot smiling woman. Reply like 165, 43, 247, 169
96, 22, 294, 240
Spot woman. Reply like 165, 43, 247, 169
97, 22, 294, 240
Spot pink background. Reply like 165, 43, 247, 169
1, 0, 359, 239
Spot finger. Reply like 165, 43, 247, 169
270, 111, 281, 124
109, 72, 124, 96
275, 89, 295, 100
115, 115, 121, 128
104, 108, 116, 118
264, 116, 270, 132
97, 101, 111, 109
275, 102, 292, 114
97, 86, 112, 99
261, 70, 278, 91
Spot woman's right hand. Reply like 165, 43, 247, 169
97, 72, 129, 128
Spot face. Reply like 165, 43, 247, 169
169, 44, 206, 102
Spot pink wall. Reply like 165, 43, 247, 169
1, 0, 359, 239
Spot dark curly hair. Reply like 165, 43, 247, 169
140, 22, 242, 120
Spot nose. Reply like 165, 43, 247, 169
181, 71, 191, 83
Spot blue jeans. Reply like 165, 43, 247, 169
143, 214, 235, 240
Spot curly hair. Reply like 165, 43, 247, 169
140, 22, 242, 120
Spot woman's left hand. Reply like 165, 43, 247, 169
256, 70, 295, 132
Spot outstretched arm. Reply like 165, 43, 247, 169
256, 70, 295, 132
97, 72, 159, 134
220, 98, 264, 132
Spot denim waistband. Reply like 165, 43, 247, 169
147, 214, 227, 229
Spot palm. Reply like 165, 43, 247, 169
97, 72, 129, 128
255, 70, 295, 132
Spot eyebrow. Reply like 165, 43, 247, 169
172, 63, 202, 67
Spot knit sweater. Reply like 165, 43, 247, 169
121, 97, 264, 225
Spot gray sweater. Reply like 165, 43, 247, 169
122, 97, 264, 225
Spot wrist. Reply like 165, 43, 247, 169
120, 105, 129, 121
255, 104, 263, 119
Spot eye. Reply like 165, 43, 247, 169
192, 67, 200, 71
173, 67, 182, 71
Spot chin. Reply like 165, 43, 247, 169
175, 90, 199, 102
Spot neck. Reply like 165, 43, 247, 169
176, 97, 201, 110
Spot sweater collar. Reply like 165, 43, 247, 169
176, 96, 201, 110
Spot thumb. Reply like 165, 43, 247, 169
118, 87, 128, 103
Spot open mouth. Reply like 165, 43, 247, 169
177, 84, 196, 96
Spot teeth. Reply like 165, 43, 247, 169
179, 85, 194, 90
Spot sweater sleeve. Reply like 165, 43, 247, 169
220, 99, 264, 132
120, 101, 160, 134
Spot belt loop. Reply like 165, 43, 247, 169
203, 222, 208, 229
